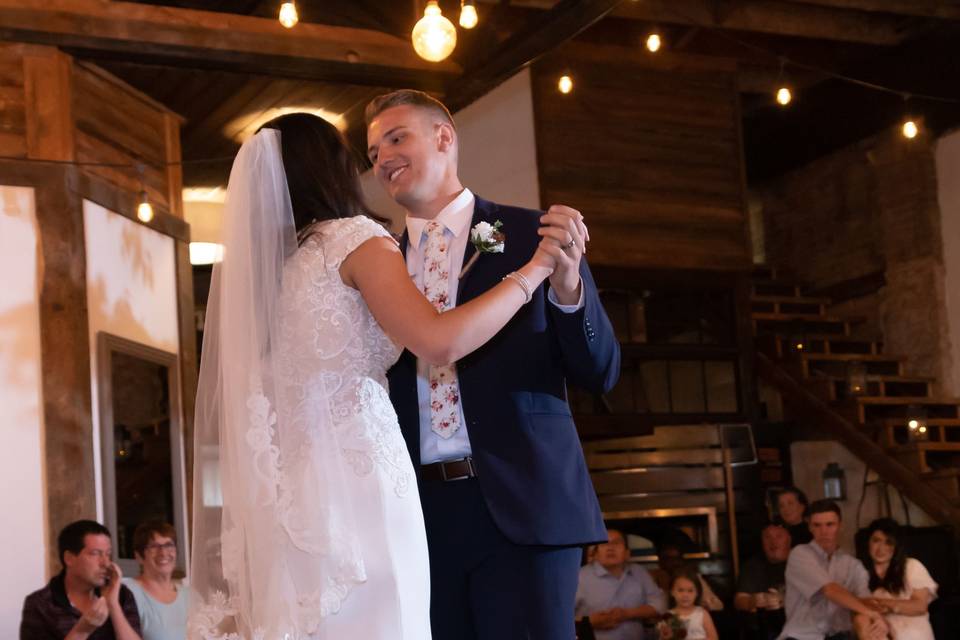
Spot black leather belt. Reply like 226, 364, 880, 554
421, 456, 478, 482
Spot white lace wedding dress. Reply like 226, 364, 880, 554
275, 215, 431, 639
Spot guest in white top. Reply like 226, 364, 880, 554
661, 569, 718, 640
858, 518, 937, 640
121, 521, 188, 640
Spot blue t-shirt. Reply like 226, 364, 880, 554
121, 578, 188, 640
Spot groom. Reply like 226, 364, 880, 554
366, 90, 620, 640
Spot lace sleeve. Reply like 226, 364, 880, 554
320, 216, 397, 271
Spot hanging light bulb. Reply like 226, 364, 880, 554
776, 86, 792, 106
459, 0, 478, 29
645, 33, 662, 53
558, 75, 573, 94
902, 119, 919, 139
278, 2, 298, 28
412, 1, 457, 62
137, 191, 154, 223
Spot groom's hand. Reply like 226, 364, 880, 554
537, 204, 588, 305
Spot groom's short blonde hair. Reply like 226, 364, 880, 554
365, 90, 456, 129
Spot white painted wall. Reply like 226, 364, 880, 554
361, 68, 541, 229
0, 186, 47, 638
936, 129, 960, 398
82, 200, 182, 525
790, 441, 936, 553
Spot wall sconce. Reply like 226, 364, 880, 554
846, 361, 867, 397
823, 462, 846, 500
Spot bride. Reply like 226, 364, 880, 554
188, 113, 558, 639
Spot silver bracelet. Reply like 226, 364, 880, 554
504, 271, 532, 304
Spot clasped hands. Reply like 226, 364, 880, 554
532, 205, 589, 305
857, 599, 892, 640
588, 607, 628, 630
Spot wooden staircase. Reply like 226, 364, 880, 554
752, 265, 960, 531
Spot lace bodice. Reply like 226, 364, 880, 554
278, 215, 403, 424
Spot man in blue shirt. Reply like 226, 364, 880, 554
575, 528, 665, 639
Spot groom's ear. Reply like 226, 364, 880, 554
435, 121, 456, 153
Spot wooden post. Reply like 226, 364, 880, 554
721, 425, 741, 579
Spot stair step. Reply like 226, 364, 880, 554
812, 377, 932, 402
844, 397, 960, 424
754, 316, 854, 338
757, 334, 883, 359
752, 281, 800, 297
880, 418, 960, 447
752, 295, 833, 305
752, 297, 828, 316
891, 441, 960, 473
801, 353, 903, 378
922, 468, 960, 500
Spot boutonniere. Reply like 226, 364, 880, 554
459, 220, 505, 279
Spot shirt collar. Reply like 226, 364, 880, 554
405, 188, 474, 245
808, 540, 840, 561
591, 561, 631, 579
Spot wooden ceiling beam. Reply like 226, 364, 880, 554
0, 0, 459, 90
492, 0, 917, 45
788, 0, 960, 20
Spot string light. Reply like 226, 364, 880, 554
137, 191, 154, 223
412, 1, 457, 62
278, 2, 298, 28
902, 119, 919, 139
776, 86, 792, 106
645, 33, 662, 53
459, 0, 478, 29
558, 75, 573, 94
901, 95, 919, 139
775, 59, 792, 107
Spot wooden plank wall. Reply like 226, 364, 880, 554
532, 44, 751, 271
73, 61, 177, 215
0, 44, 195, 574
0, 44, 27, 157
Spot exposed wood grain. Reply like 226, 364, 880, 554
23, 48, 74, 160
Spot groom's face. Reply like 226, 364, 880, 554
367, 105, 451, 212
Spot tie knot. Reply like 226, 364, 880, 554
425, 220, 444, 238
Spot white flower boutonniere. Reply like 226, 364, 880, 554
459, 220, 505, 279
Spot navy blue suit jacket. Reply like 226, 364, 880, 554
387, 196, 619, 546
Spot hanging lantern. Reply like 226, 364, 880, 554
822, 462, 846, 500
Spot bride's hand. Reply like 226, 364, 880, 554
528, 238, 559, 276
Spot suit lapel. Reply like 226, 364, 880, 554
456, 196, 499, 305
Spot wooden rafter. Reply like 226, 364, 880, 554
789, 0, 960, 20
0, 0, 460, 90
491, 0, 920, 45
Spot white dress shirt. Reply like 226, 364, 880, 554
404, 188, 584, 464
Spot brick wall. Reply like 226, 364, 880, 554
760, 128, 954, 392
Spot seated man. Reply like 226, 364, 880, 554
20, 520, 141, 640
735, 521, 791, 640
576, 528, 665, 639
778, 500, 887, 640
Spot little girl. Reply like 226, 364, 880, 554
663, 569, 718, 640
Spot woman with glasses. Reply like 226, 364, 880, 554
122, 521, 188, 640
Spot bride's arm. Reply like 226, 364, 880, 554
340, 236, 553, 365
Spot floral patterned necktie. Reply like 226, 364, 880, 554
423, 220, 462, 439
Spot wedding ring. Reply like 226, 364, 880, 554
564, 239, 576, 249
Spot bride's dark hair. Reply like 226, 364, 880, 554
257, 112, 388, 239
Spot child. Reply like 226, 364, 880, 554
662, 568, 718, 640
